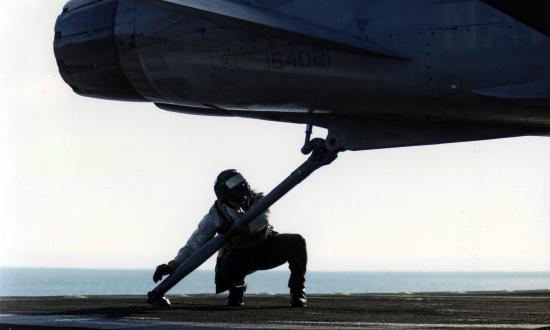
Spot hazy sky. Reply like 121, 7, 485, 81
1, 1, 549, 272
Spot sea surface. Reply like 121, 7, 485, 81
1, 268, 549, 296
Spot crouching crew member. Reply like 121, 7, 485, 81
153, 169, 308, 307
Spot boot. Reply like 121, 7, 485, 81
147, 295, 171, 308
290, 289, 307, 308
227, 281, 246, 307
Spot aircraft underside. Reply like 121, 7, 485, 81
54, 0, 550, 150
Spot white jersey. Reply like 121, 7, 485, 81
172, 201, 270, 266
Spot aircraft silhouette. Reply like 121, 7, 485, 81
54, 0, 550, 151
53, 0, 550, 304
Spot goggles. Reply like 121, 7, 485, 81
224, 174, 245, 189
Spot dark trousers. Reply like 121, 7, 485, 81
219, 233, 307, 292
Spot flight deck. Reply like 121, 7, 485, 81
1, 291, 550, 329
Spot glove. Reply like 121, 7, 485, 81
153, 263, 174, 283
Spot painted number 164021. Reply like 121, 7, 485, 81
266, 49, 331, 70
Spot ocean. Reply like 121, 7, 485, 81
1, 268, 549, 296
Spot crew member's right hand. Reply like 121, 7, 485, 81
153, 263, 174, 283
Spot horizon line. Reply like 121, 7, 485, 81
2, 266, 550, 273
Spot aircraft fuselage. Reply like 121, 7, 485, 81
54, 0, 550, 150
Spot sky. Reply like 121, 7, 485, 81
1, 1, 549, 272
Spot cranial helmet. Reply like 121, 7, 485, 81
214, 169, 252, 207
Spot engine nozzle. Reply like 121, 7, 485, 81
54, 0, 145, 101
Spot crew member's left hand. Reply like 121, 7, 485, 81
153, 263, 174, 283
